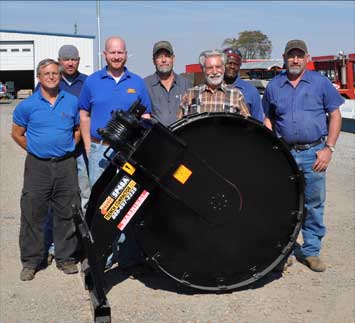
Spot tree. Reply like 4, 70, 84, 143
222, 30, 272, 59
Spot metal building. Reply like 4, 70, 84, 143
0, 29, 95, 96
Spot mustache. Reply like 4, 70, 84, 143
206, 73, 224, 85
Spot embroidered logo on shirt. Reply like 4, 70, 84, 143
127, 88, 136, 94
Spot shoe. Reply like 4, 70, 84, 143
273, 256, 293, 273
57, 261, 78, 274
301, 256, 326, 272
20, 268, 36, 281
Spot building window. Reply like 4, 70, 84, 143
0, 49, 7, 52
22, 48, 31, 52
11, 49, 20, 52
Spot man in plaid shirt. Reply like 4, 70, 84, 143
178, 49, 250, 118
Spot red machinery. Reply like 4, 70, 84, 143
309, 53, 355, 99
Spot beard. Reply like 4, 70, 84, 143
157, 65, 173, 74
288, 65, 304, 76
206, 73, 224, 86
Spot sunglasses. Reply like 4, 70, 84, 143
223, 48, 242, 57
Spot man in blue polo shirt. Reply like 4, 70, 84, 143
79, 35, 151, 270
12, 58, 80, 281
263, 39, 344, 272
79, 35, 151, 186
43, 45, 90, 266
223, 48, 264, 123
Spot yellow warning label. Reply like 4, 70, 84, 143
104, 180, 137, 220
173, 164, 192, 184
122, 162, 136, 175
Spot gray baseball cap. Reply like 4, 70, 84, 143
58, 45, 79, 59
284, 39, 308, 55
153, 41, 174, 56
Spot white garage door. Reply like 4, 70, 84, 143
0, 41, 34, 71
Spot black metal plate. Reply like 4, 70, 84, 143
136, 113, 304, 290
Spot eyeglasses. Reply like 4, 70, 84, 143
41, 72, 60, 78
223, 48, 242, 57
286, 53, 306, 60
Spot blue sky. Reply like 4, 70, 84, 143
0, 1, 354, 76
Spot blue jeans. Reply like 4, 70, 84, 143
88, 142, 143, 268
88, 142, 112, 187
291, 142, 326, 257
77, 152, 90, 211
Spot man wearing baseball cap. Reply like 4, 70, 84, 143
57, 44, 90, 211
145, 41, 192, 126
223, 48, 264, 123
263, 39, 344, 272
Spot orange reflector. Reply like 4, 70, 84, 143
173, 164, 192, 184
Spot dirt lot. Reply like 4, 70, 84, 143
1, 99, 354, 323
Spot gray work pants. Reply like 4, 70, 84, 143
19, 154, 79, 269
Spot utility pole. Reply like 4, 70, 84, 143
96, 0, 102, 69
74, 23, 78, 35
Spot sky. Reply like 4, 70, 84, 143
0, 1, 354, 77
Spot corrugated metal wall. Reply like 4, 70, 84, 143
0, 31, 94, 85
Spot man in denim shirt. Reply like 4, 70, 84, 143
263, 39, 344, 272
145, 41, 192, 126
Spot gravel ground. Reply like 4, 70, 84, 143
1, 99, 354, 323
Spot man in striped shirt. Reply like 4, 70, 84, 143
178, 49, 250, 118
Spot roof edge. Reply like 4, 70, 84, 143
0, 29, 95, 39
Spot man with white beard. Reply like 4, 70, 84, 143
145, 41, 192, 126
178, 49, 250, 118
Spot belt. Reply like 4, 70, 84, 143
91, 137, 109, 146
289, 137, 325, 151
30, 151, 75, 162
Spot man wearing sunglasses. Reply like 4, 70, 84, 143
263, 39, 344, 272
223, 48, 264, 123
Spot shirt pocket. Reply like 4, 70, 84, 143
303, 92, 321, 111
273, 96, 289, 116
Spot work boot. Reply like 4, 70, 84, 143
20, 268, 36, 281
57, 261, 78, 274
301, 256, 326, 272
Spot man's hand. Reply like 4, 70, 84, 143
313, 147, 332, 172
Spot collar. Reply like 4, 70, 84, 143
280, 69, 311, 87
232, 75, 244, 89
37, 88, 65, 104
151, 72, 177, 86
100, 66, 131, 80
62, 72, 86, 84
200, 82, 227, 93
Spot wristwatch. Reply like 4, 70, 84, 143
325, 144, 336, 153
